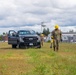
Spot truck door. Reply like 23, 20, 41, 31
8, 30, 17, 44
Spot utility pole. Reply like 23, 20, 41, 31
41, 22, 46, 33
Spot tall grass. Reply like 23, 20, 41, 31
0, 42, 76, 75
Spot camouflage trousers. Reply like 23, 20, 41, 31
41, 40, 44, 46
53, 39, 60, 51
50, 39, 53, 48
41, 38, 44, 46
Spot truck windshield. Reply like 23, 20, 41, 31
18, 30, 36, 35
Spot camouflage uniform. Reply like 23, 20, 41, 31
40, 34, 44, 46
50, 36, 53, 48
52, 29, 62, 51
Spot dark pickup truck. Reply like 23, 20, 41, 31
8, 30, 41, 48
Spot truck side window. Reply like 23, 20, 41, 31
10, 31, 16, 37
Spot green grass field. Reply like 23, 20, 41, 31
0, 42, 76, 75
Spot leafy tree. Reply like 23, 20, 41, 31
36, 32, 40, 36
43, 28, 50, 36
0, 35, 2, 41
47, 28, 50, 35
3, 32, 5, 34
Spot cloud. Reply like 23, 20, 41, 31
51, 0, 76, 9
0, 0, 76, 34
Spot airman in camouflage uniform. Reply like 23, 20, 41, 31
51, 25, 62, 51
40, 34, 44, 46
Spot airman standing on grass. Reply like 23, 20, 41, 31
40, 33, 44, 46
51, 24, 62, 51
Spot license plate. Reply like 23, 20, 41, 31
29, 43, 33, 45
29, 38, 33, 40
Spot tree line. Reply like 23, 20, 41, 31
0, 32, 8, 41
36, 28, 50, 36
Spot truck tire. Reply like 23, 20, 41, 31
19, 44, 22, 48
37, 45, 41, 48
37, 42, 41, 48
12, 45, 17, 48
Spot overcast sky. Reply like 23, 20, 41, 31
0, 0, 76, 34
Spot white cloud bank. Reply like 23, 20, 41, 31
0, 0, 76, 34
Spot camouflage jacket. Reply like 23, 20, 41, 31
52, 29, 62, 41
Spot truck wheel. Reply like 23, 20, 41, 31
37, 45, 41, 48
19, 44, 22, 48
12, 45, 16, 48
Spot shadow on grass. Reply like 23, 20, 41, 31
0, 47, 27, 50
0, 47, 40, 50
